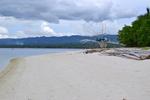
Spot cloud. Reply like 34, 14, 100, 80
0, 26, 9, 38
0, 26, 8, 34
0, 20, 76, 38
40, 22, 76, 37
41, 22, 55, 35
0, 0, 148, 38
0, 0, 140, 23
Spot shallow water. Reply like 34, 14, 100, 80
0, 48, 80, 69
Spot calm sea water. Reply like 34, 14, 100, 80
0, 48, 80, 69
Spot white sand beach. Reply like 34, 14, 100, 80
0, 51, 150, 100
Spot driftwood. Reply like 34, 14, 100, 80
85, 49, 107, 54
85, 48, 150, 60
106, 49, 150, 60
121, 54, 141, 60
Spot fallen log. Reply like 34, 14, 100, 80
84, 48, 150, 60
85, 49, 106, 54
121, 54, 141, 60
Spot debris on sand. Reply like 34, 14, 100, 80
85, 48, 150, 60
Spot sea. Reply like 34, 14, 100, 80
0, 48, 80, 69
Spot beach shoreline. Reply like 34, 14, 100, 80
0, 50, 150, 100
0, 48, 81, 69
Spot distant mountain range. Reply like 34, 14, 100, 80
0, 35, 119, 48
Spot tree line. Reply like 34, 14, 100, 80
119, 8, 150, 47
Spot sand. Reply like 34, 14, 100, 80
0, 51, 150, 100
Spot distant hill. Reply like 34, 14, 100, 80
0, 35, 119, 48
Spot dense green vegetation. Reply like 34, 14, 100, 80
119, 8, 150, 47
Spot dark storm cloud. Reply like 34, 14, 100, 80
0, 0, 137, 23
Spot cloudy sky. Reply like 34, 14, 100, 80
0, 0, 149, 38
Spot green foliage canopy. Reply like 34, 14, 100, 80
119, 8, 150, 47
